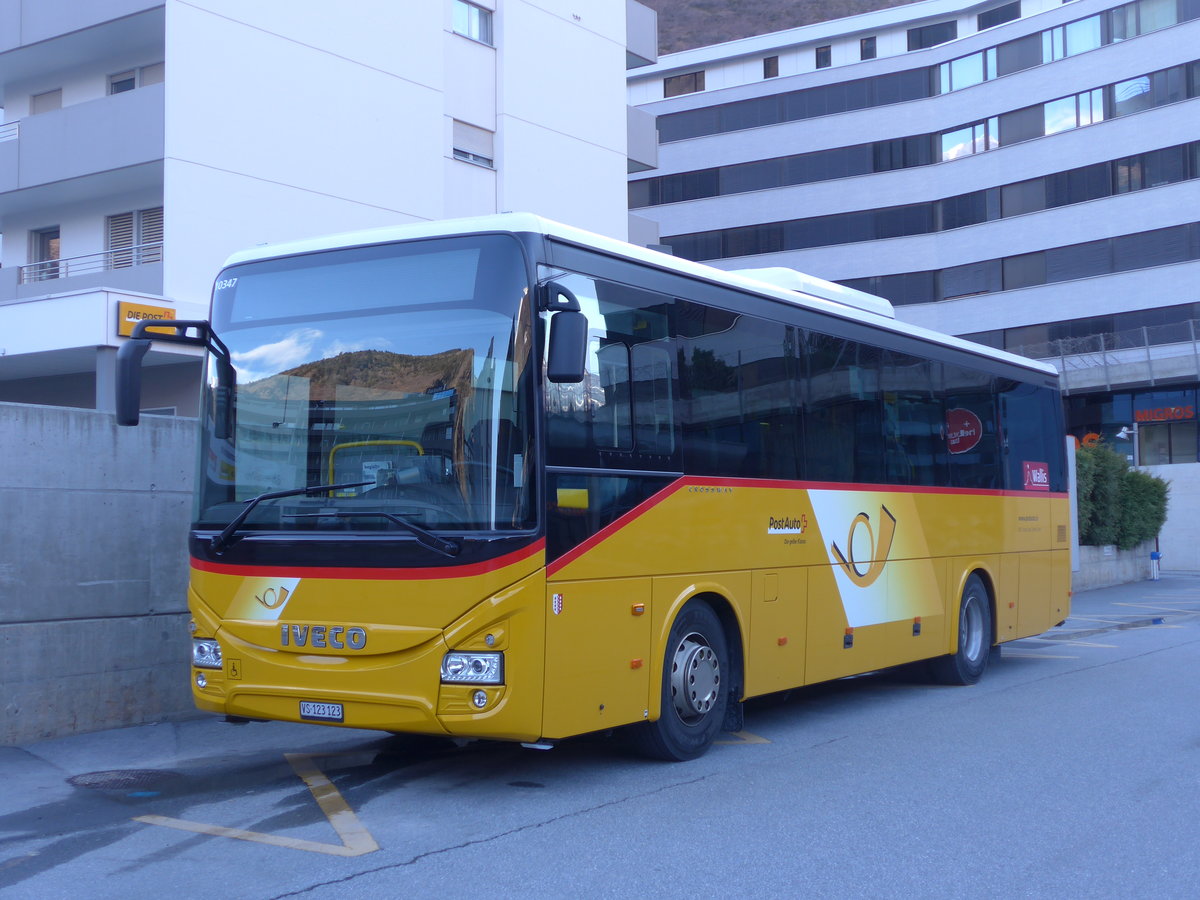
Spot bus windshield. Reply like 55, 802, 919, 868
195, 234, 535, 538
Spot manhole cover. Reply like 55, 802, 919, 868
68, 769, 184, 791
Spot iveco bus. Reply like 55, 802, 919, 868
117, 214, 1069, 760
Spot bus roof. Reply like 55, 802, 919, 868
223, 212, 1058, 379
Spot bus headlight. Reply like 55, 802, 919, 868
193, 639, 223, 669
440, 651, 503, 684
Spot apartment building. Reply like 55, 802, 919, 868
0, 0, 657, 414
629, 0, 1200, 465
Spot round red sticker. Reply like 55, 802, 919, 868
946, 408, 983, 454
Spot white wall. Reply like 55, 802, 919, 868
499, 0, 630, 239
161, 0, 446, 305
1142, 462, 1200, 573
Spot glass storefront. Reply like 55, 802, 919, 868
1067, 385, 1199, 464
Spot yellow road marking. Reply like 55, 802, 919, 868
716, 730, 771, 745
134, 753, 379, 857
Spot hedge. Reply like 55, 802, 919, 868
1075, 442, 1169, 550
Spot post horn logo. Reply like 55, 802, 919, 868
830, 505, 897, 588
256, 586, 291, 610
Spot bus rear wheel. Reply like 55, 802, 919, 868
929, 573, 992, 685
633, 601, 728, 762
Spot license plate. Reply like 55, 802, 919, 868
299, 701, 344, 722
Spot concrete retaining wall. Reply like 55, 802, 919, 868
1072, 542, 1154, 593
0, 402, 197, 744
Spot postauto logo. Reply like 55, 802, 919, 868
830, 504, 896, 588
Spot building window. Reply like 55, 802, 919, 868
908, 21, 958, 51
1042, 15, 1101, 61
978, 2, 1021, 31
28, 227, 61, 281
30, 89, 62, 115
860, 36, 877, 60
107, 207, 164, 268
763, 56, 779, 78
108, 63, 164, 95
109, 71, 136, 94
664, 70, 705, 97
939, 117, 999, 160
452, 120, 494, 168
815, 45, 832, 69
453, 0, 493, 45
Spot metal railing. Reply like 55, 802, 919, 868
18, 242, 163, 284
0, 121, 17, 143
1009, 319, 1200, 391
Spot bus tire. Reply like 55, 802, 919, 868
929, 573, 992, 685
633, 600, 728, 762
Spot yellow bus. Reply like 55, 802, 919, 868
118, 213, 1070, 761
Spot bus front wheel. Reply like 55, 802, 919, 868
929, 573, 992, 685
633, 600, 728, 762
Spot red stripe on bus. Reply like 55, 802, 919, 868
191, 539, 545, 581
687, 476, 1068, 500
546, 476, 1067, 575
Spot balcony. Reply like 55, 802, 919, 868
0, 83, 163, 206
1013, 321, 1200, 393
0, 2, 163, 60
0, 242, 164, 302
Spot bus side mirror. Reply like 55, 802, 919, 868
547, 311, 587, 383
116, 339, 152, 425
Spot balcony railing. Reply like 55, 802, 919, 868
19, 242, 163, 284
0, 122, 17, 143
1010, 320, 1200, 392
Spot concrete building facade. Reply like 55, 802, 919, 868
0, 0, 657, 415
629, 0, 1200, 466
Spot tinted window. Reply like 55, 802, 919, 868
998, 105, 1044, 145
978, 1, 1020, 30
1045, 240, 1109, 283
664, 70, 705, 97
1003, 252, 1047, 290
908, 21, 958, 51
882, 351, 945, 485
943, 365, 1000, 489
679, 305, 798, 479
543, 274, 677, 468
999, 380, 1064, 491
996, 32, 1041, 75
805, 333, 884, 484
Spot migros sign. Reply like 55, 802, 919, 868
1134, 405, 1195, 423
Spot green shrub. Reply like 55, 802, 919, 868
1116, 468, 1170, 550
1074, 441, 1169, 548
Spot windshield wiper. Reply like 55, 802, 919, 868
281, 510, 461, 558
210, 480, 372, 554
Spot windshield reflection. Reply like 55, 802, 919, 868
196, 234, 534, 536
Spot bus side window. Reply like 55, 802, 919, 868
943, 364, 1000, 489
805, 332, 884, 484
595, 341, 633, 449
881, 351, 945, 486
999, 380, 1064, 491
632, 342, 676, 455
543, 271, 676, 468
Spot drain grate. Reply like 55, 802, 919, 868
68, 769, 184, 791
